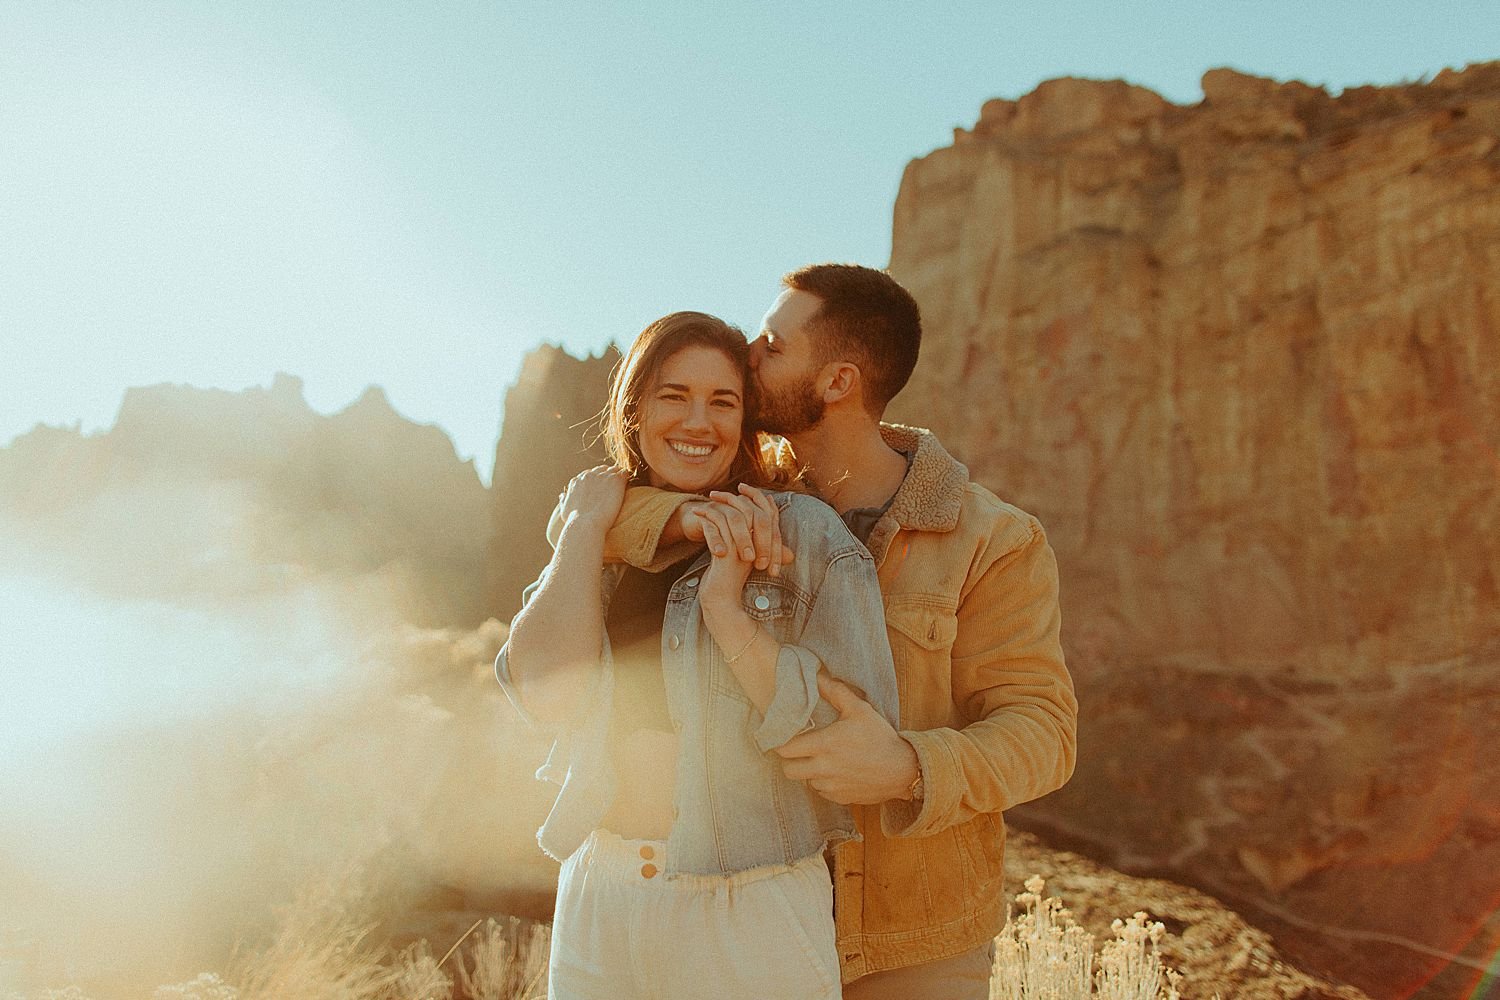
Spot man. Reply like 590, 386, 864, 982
603, 264, 1077, 998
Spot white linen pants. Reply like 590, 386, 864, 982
548, 828, 841, 1000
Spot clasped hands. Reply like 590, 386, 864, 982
676, 483, 792, 576
683, 486, 920, 807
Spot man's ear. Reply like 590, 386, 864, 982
820, 362, 863, 407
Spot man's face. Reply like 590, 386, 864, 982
750, 288, 827, 435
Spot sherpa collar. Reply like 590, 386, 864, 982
864, 423, 969, 563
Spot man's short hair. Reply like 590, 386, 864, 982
782, 263, 922, 415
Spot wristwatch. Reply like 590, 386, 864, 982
905, 766, 924, 803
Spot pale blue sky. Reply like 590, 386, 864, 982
3, 1, 1494, 485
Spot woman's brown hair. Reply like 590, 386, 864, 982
600, 311, 777, 492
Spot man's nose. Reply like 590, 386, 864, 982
748, 338, 765, 369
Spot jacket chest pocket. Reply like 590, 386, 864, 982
884, 597, 958, 652
883, 597, 958, 715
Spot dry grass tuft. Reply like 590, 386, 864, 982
391, 941, 452, 1000
225, 876, 402, 1000
455, 917, 549, 1000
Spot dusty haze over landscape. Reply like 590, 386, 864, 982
2, 64, 1498, 1000
0, 375, 562, 995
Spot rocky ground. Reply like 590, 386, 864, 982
388, 828, 1370, 1000
1004, 829, 1369, 1000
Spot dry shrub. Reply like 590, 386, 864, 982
1097, 913, 1180, 1000
994, 875, 1095, 998
455, 917, 549, 1000
994, 877, 1184, 1000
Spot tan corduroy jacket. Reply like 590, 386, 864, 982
602, 424, 1077, 983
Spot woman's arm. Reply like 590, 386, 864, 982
695, 491, 900, 753
695, 497, 779, 713
501, 467, 625, 724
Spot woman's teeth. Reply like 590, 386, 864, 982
670, 441, 714, 458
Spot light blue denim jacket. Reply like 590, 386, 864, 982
496, 492, 899, 878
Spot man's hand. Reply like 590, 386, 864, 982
675, 485, 793, 575
672, 500, 712, 544
776, 674, 920, 806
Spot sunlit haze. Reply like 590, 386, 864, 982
1, 4, 1497, 993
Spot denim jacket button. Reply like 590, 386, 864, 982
686, 577, 699, 588
754, 595, 770, 610
669, 634, 682, 650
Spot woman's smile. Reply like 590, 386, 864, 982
669, 439, 715, 457
639, 344, 744, 493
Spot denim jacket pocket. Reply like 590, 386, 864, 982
741, 579, 797, 623
710, 580, 799, 706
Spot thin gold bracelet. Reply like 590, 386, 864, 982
723, 625, 761, 665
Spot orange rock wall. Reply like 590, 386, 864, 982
886, 65, 1500, 998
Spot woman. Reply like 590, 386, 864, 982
496, 311, 898, 1000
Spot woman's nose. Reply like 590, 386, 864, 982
682, 399, 711, 430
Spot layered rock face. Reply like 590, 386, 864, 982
485, 344, 620, 622
0, 374, 493, 627
886, 65, 1500, 997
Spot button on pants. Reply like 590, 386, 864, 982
548, 828, 841, 1000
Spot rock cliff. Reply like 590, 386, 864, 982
484, 344, 620, 621
0, 373, 493, 627
886, 64, 1500, 998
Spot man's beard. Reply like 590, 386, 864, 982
755, 371, 825, 435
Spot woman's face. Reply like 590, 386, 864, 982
637, 344, 745, 493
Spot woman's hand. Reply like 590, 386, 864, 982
706, 485, 785, 576
696, 503, 770, 707
557, 465, 629, 535
695, 503, 757, 617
